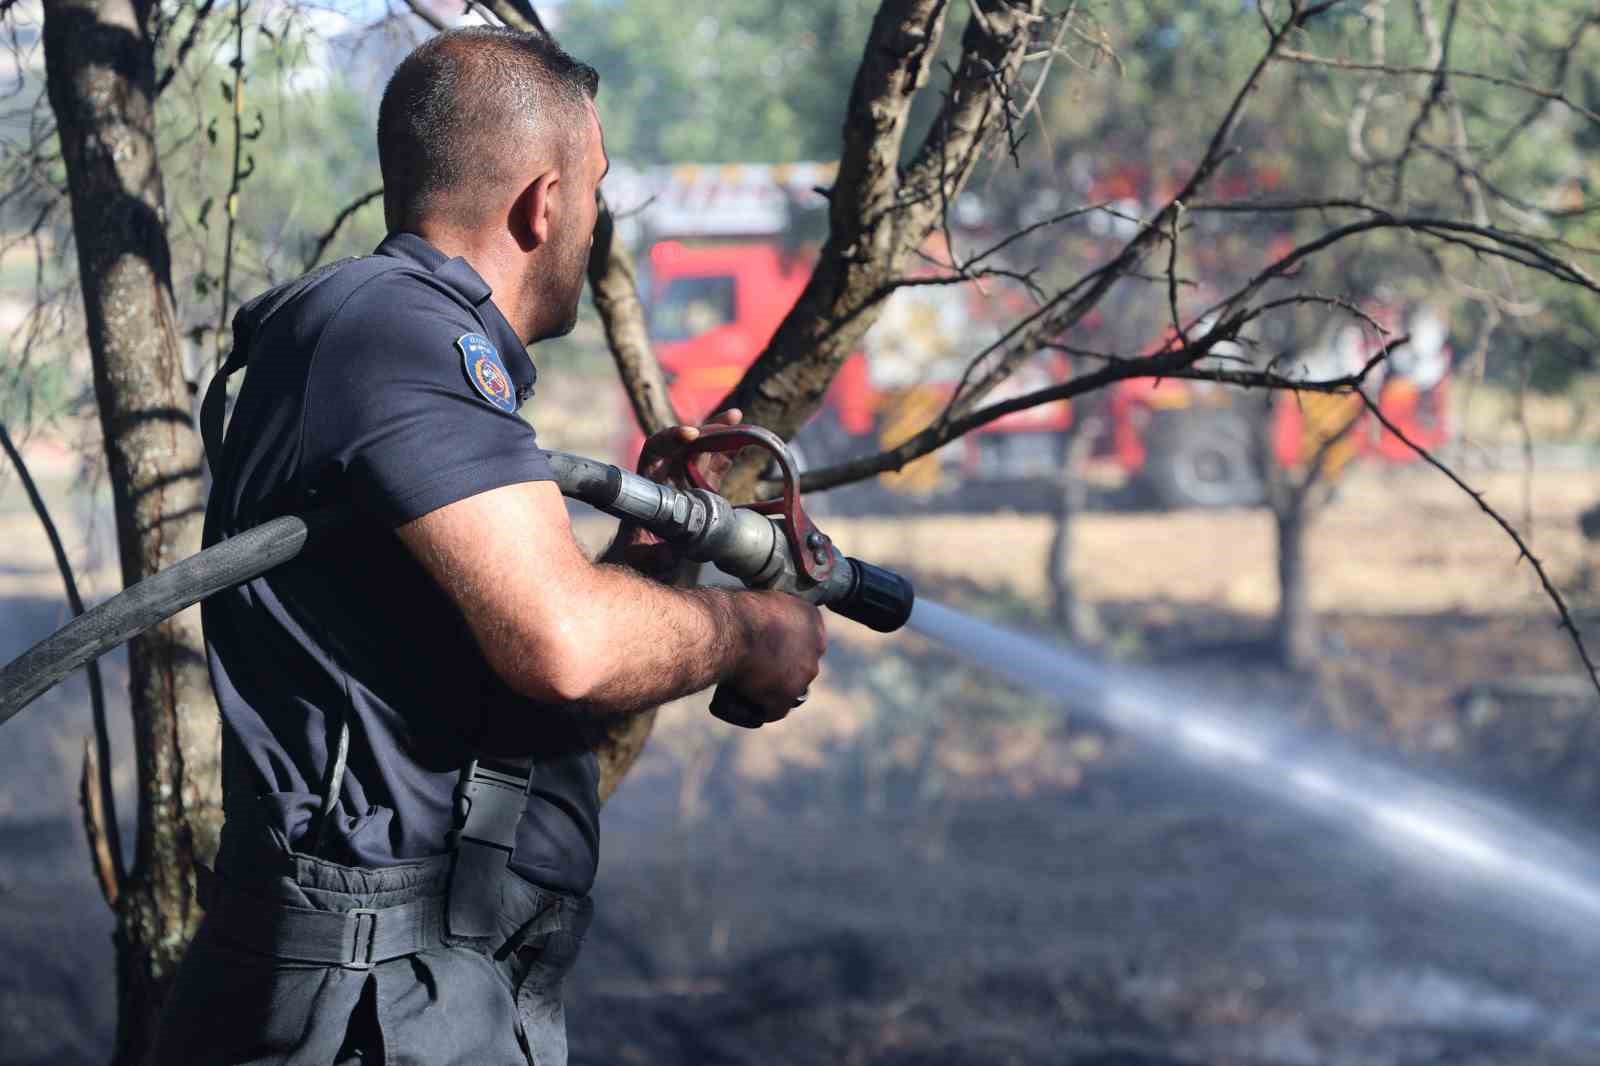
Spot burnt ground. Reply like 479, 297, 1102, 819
10, 734, 1600, 1066
570, 758, 1600, 1066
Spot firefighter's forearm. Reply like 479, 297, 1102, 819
533, 570, 753, 716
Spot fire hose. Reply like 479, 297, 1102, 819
0, 425, 914, 725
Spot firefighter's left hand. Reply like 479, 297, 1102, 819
613, 409, 742, 580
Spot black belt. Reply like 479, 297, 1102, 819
198, 866, 449, 971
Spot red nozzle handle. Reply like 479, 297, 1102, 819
674, 425, 836, 584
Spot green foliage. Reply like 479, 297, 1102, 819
163, 20, 386, 302
556, 0, 879, 163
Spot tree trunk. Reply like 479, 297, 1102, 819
42, 0, 222, 1061
1274, 503, 1318, 671
1048, 418, 1102, 644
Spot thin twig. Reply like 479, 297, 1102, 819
1275, 48, 1600, 131
1358, 393, 1600, 700
1166, 203, 1184, 343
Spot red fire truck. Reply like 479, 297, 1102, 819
608, 163, 1453, 510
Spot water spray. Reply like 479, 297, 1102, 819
910, 599, 1600, 934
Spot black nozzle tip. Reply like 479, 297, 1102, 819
837, 558, 915, 633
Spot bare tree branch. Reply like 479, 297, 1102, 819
799, 284, 1414, 494
213, 0, 251, 370
0, 422, 125, 900
586, 201, 678, 434
304, 187, 383, 270
797, 308, 1256, 491
464, 0, 675, 790
937, 0, 1335, 429
398, 0, 449, 32
716, 0, 957, 422
81, 738, 121, 907
155, 0, 220, 95
474, 0, 546, 35
1357, 390, 1600, 699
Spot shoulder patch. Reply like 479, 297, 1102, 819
457, 333, 518, 413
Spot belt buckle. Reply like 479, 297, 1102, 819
346, 908, 379, 970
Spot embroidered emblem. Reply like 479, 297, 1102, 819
457, 333, 517, 413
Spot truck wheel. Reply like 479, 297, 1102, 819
1140, 410, 1265, 509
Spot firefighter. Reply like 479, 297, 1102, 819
150, 26, 825, 1065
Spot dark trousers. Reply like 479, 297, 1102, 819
149, 850, 590, 1066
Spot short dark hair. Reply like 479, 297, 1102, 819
377, 27, 599, 229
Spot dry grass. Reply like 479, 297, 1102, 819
829, 465, 1600, 619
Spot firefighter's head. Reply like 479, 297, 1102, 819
378, 26, 605, 342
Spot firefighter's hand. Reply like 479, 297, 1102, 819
715, 589, 827, 727
614, 409, 742, 579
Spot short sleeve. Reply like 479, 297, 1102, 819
304, 276, 555, 526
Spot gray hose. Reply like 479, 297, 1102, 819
1, 507, 348, 726
0, 449, 913, 725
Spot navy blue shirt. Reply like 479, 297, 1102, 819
202, 232, 600, 896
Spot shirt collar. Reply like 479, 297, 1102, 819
375, 232, 538, 405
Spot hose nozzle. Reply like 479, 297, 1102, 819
834, 558, 915, 633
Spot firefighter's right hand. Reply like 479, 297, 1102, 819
715, 590, 827, 727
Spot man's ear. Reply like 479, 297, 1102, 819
513, 169, 560, 252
